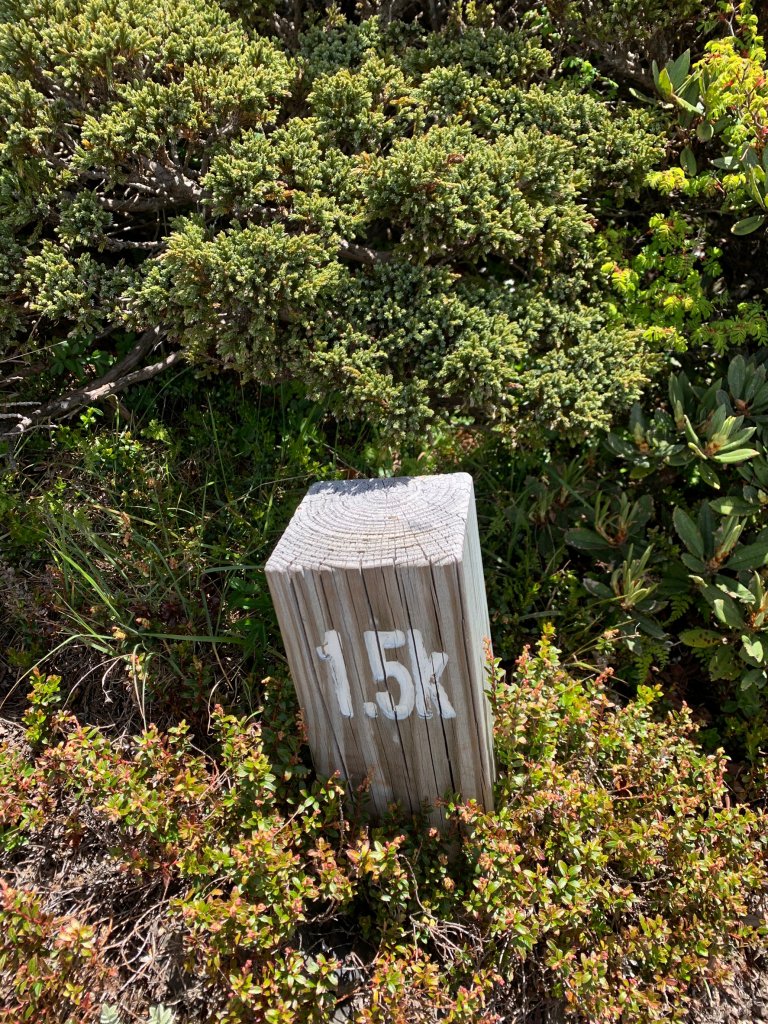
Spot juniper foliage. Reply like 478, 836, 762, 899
0, 0, 668, 441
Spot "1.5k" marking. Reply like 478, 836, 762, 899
315, 629, 456, 721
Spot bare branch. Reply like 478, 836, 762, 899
146, 160, 205, 200
97, 327, 163, 386
100, 237, 166, 252
336, 240, 392, 265
1, 330, 180, 438
97, 192, 203, 213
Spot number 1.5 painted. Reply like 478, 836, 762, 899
316, 628, 457, 721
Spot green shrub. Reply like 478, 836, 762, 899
0, 0, 668, 444
2, 644, 765, 1023
468, 629, 768, 1023
3, 4, 768, 1021
600, 212, 768, 356
537, 0, 717, 73
0, 879, 114, 1024
644, 3, 768, 234
554, 355, 767, 748
5, 0, 768, 454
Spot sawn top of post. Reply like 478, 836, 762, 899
265, 473, 475, 572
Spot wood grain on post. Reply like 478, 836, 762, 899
265, 473, 495, 824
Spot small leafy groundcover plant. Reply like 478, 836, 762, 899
1, 638, 766, 1023
471, 629, 768, 1021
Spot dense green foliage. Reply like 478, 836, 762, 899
1, 0, 672, 439
3, 0, 768, 1020
2, 641, 765, 1023
475, 352, 768, 752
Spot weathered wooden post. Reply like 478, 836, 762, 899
265, 473, 494, 825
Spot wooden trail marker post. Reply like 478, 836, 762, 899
266, 473, 495, 825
